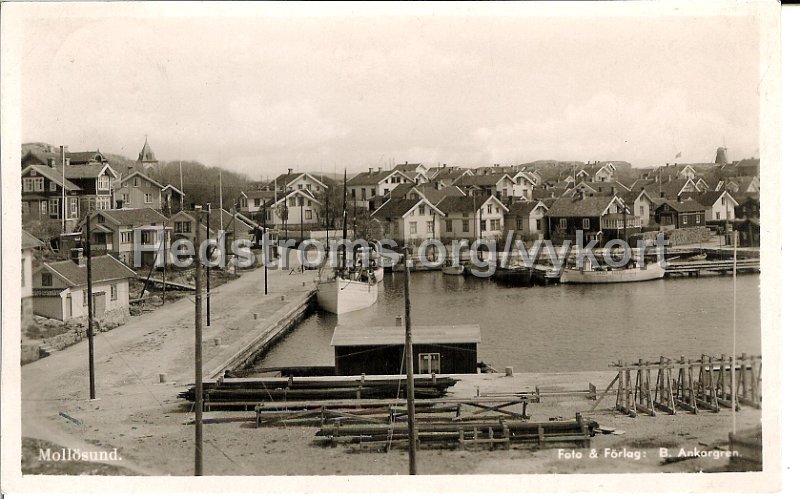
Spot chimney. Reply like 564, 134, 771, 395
71, 247, 85, 267
405, 161, 408, 165
377, 167, 382, 172
579, 190, 585, 200
288, 168, 293, 175
65, 158, 70, 166
47, 158, 55, 167
443, 163, 447, 168
677, 194, 683, 202
611, 186, 617, 196
369, 167, 373, 173
660, 191, 666, 198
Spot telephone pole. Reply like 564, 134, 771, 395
205, 203, 211, 326
193, 205, 204, 476
403, 246, 417, 475
84, 214, 96, 400
263, 203, 269, 295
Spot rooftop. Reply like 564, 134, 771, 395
42, 255, 137, 287
331, 324, 481, 347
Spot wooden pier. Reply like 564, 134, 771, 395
664, 258, 760, 277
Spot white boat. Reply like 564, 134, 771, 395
559, 263, 666, 284
442, 264, 465, 276
373, 265, 384, 283
317, 271, 379, 314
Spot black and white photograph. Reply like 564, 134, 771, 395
0, 0, 785, 494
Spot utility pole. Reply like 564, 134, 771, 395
162, 221, 167, 304
300, 197, 304, 273
205, 203, 211, 327
403, 246, 417, 475
61, 146, 67, 233
193, 205, 204, 476
268, 199, 270, 295
84, 213, 96, 400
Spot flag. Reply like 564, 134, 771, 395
675, 152, 682, 159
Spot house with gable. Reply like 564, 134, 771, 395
31, 253, 137, 322
436, 194, 509, 242
455, 174, 516, 200
695, 190, 739, 224
653, 199, 706, 230
545, 193, 640, 244
503, 200, 549, 241
274, 169, 329, 196
79, 208, 171, 267
393, 162, 429, 184
371, 197, 445, 245
21, 164, 83, 231
512, 171, 540, 200
349, 168, 415, 209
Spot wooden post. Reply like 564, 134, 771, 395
162, 221, 167, 305
402, 246, 417, 475
193, 205, 204, 476
84, 214, 96, 400
205, 203, 211, 327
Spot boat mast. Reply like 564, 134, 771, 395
342, 170, 347, 270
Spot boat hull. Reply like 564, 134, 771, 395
442, 265, 465, 276
492, 267, 533, 286
373, 266, 384, 283
316, 278, 379, 314
559, 265, 666, 284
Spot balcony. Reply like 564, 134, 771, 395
601, 214, 642, 230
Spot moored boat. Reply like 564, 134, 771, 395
442, 264, 465, 276
531, 264, 562, 285
492, 265, 533, 286
317, 272, 379, 314
559, 263, 666, 284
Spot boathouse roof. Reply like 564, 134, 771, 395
331, 324, 481, 347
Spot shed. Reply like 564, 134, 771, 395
330, 324, 481, 375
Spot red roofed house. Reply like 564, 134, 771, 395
31, 253, 137, 322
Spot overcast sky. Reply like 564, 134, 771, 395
21, 9, 760, 177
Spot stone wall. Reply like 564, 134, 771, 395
25, 308, 129, 363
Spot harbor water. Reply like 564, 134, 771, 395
255, 272, 761, 373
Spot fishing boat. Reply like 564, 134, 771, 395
559, 262, 666, 284
316, 170, 379, 314
372, 264, 385, 283
492, 265, 532, 286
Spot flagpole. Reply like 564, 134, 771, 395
179, 161, 184, 211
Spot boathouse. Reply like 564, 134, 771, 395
330, 324, 481, 375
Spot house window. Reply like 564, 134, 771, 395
560, 218, 567, 229
22, 202, 29, 215
516, 218, 523, 230
49, 199, 59, 215
426, 221, 434, 233
371, 188, 376, 197
351, 189, 356, 197
145, 193, 153, 204
502, 189, 508, 197
133, 177, 140, 187
33, 177, 44, 191
696, 215, 701, 224
22, 178, 34, 192
446, 220, 453, 233
523, 189, 528, 198
97, 214, 105, 223
254, 198, 261, 207
305, 209, 312, 219
487, 205, 493, 214
481, 220, 487, 231
122, 193, 130, 204
491, 219, 500, 231
93, 232, 105, 244
462, 219, 469, 232
97, 176, 110, 190
361, 188, 367, 199
21, 258, 25, 287
682, 215, 688, 225
716, 212, 720, 220
383, 188, 389, 195
536, 219, 542, 231
50, 182, 57, 192
582, 218, 590, 229
69, 198, 78, 218
40, 201, 47, 214
418, 353, 441, 374
288, 198, 296, 207
298, 197, 304, 207
110, 284, 118, 301
41, 273, 53, 287
121, 231, 132, 244
83, 291, 88, 307
409, 222, 417, 235
418, 205, 425, 216
639, 205, 644, 216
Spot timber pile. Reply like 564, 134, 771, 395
178, 375, 458, 410
313, 413, 594, 451
254, 395, 536, 427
